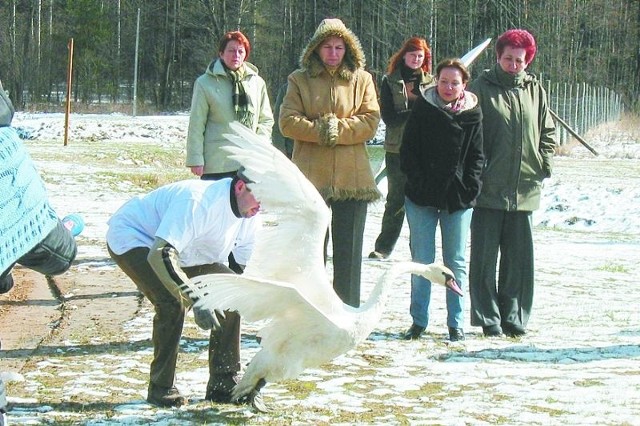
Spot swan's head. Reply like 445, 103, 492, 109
442, 270, 463, 297
411, 263, 463, 297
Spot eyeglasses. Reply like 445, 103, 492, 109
437, 80, 462, 88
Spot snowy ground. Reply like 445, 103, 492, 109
1, 112, 639, 425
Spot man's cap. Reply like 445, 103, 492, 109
236, 166, 255, 184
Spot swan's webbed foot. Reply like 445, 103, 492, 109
234, 378, 268, 413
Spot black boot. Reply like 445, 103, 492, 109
502, 323, 526, 337
0, 273, 14, 294
402, 324, 425, 340
147, 383, 187, 407
448, 327, 465, 342
205, 373, 239, 402
482, 325, 503, 337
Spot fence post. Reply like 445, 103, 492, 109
64, 38, 74, 147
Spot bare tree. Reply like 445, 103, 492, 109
0, 0, 637, 112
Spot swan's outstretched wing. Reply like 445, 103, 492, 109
183, 273, 341, 325
221, 123, 332, 301
182, 272, 359, 396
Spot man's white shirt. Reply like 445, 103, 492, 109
106, 178, 258, 266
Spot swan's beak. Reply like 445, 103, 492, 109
444, 273, 463, 297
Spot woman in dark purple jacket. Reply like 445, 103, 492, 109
399, 58, 484, 342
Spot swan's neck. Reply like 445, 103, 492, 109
349, 262, 444, 343
348, 263, 418, 340
360, 262, 434, 311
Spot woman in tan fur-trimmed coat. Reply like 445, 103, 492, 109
279, 18, 381, 308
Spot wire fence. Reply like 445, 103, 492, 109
546, 81, 623, 147
19, 78, 624, 152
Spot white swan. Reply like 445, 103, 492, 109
180, 123, 462, 401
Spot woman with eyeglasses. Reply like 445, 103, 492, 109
399, 58, 484, 342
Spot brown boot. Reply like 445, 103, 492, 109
147, 383, 188, 407
205, 373, 239, 403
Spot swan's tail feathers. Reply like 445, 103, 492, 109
444, 273, 463, 297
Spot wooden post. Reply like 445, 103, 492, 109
64, 38, 74, 146
133, 8, 140, 117
549, 109, 599, 156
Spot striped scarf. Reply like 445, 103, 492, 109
428, 87, 466, 114
227, 67, 254, 128
442, 91, 466, 113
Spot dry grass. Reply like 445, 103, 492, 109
555, 112, 640, 157
616, 113, 640, 138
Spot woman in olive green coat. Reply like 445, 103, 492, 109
368, 36, 434, 261
468, 29, 556, 338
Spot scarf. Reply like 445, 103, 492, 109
399, 64, 425, 108
399, 63, 422, 85
494, 63, 527, 88
324, 65, 339, 76
226, 66, 254, 128
442, 91, 466, 113
427, 87, 466, 114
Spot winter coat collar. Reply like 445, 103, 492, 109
422, 86, 479, 114
388, 66, 434, 86
480, 63, 537, 88
299, 18, 366, 81
206, 58, 260, 78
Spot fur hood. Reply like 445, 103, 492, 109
299, 18, 366, 80
0, 80, 15, 127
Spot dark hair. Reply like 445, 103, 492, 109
387, 37, 432, 74
218, 31, 251, 60
435, 58, 470, 83
235, 166, 254, 184
495, 29, 537, 65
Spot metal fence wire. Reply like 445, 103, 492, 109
547, 81, 623, 147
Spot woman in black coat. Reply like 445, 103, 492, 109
399, 58, 484, 342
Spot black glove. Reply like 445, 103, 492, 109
193, 306, 225, 331
0, 273, 14, 294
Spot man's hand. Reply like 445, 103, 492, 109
193, 305, 225, 331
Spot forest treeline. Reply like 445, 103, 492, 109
1, 0, 639, 113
